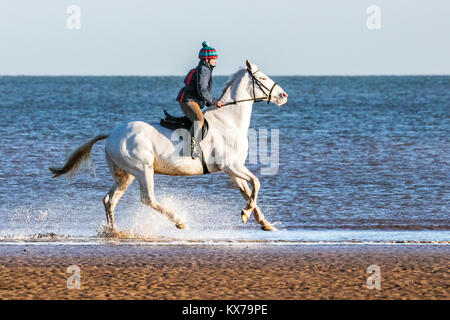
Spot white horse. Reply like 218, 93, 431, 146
50, 60, 288, 235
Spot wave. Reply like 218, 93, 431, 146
0, 229, 448, 245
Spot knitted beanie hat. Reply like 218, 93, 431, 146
198, 41, 218, 60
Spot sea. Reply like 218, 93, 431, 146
0, 75, 448, 244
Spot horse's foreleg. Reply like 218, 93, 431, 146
225, 163, 259, 208
228, 175, 275, 231
229, 176, 255, 222
138, 165, 187, 229
225, 164, 275, 231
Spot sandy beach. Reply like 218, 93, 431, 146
0, 244, 447, 300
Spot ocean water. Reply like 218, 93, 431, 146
0, 75, 449, 243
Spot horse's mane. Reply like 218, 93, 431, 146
219, 68, 247, 100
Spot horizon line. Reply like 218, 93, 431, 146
1, 73, 449, 77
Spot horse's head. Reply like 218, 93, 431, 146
246, 60, 288, 107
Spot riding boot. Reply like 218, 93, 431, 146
190, 136, 199, 159
190, 120, 203, 160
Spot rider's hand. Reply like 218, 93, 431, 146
217, 100, 223, 108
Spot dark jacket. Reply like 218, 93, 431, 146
176, 59, 218, 108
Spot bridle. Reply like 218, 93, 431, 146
221, 69, 279, 107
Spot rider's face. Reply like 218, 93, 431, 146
207, 59, 217, 67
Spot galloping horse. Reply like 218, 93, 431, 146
50, 60, 288, 235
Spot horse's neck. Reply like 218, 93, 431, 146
206, 70, 253, 134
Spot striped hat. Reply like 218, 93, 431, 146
198, 41, 218, 60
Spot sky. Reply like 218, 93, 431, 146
0, 0, 449, 75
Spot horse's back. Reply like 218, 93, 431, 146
105, 121, 201, 175
105, 121, 174, 167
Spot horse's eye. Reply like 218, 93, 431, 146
261, 77, 267, 80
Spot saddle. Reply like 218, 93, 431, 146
160, 110, 209, 140
160, 110, 210, 175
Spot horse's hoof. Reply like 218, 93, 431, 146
116, 230, 131, 238
261, 224, 277, 231
98, 225, 118, 238
176, 222, 188, 229
110, 230, 120, 237
241, 209, 251, 224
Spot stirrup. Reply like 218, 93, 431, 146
190, 137, 199, 159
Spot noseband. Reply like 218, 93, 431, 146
248, 69, 279, 104
222, 69, 279, 106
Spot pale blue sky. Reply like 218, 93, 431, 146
0, 0, 449, 75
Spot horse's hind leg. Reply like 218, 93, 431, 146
137, 165, 187, 229
103, 157, 135, 232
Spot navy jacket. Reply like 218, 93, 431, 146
176, 59, 218, 108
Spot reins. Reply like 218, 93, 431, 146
221, 69, 278, 107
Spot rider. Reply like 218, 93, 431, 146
176, 41, 223, 159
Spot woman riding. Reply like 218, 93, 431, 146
176, 41, 223, 159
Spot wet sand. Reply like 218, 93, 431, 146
0, 244, 448, 299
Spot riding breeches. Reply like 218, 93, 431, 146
179, 100, 204, 139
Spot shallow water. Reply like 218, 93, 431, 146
0, 75, 449, 242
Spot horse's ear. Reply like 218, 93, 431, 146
246, 60, 254, 72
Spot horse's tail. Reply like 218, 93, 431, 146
49, 134, 109, 178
